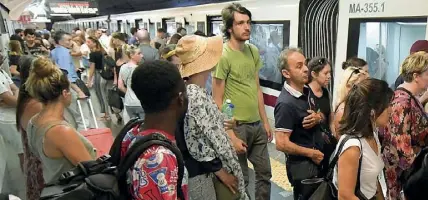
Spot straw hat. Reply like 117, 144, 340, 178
175, 35, 223, 77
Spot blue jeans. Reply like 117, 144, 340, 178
125, 106, 145, 120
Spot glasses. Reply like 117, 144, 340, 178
346, 69, 360, 85
306, 57, 328, 67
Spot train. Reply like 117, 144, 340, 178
46, 0, 428, 123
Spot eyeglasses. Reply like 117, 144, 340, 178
346, 69, 360, 85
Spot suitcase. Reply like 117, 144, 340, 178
77, 97, 114, 158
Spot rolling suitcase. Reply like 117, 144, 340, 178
77, 97, 114, 158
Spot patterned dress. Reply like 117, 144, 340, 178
381, 88, 428, 199
184, 84, 247, 200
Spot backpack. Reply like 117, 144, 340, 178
100, 55, 115, 80
40, 118, 186, 200
401, 147, 428, 200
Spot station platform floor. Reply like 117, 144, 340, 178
83, 88, 294, 200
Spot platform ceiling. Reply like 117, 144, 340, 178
97, 0, 234, 15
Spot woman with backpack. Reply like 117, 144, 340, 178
86, 36, 111, 121
334, 79, 392, 200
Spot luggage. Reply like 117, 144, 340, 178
77, 98, 114, 158
40, 130, 185, 200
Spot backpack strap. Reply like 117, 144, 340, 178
325, 135, 354, 180
109, 118, 144, 166
117, 133, 185, 200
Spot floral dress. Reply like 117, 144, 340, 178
184, 84, 248, 200
381, 88, 428, 199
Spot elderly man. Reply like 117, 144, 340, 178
136, 29, 159, 62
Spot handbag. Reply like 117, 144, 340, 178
75, 78, 91, 97
108, 85, 124, 110
306, 135, 369, 200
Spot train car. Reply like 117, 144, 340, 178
55, 0, 301, 126
334, 0, 428, 105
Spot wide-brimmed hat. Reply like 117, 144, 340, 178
176, 35, 223, 77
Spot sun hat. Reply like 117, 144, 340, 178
175, 35, 223, 77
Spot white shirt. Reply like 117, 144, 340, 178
0, 71, 16, 124
333, 133, 384, 199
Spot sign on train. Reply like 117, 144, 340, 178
349, 2, 386, 14
49, 1, 99, 15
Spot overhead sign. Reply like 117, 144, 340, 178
49, 1, 98, 15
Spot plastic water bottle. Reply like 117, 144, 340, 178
222, 99, 234, 120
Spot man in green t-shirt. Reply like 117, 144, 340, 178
212, 3, 272, 200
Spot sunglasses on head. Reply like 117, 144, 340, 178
346, 69, 360, 85
306, 57, 328, 67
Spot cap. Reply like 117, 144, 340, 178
410, 40, 428, 54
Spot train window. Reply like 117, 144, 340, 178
208, 16, 223, 37
348, 18, 427, 87
249, 21, 291, 90
149, 23, 155, 39
143, 22, 148, 30
185, 24, 195, 35
157, 22, 161, 29
197, 22, 205, 34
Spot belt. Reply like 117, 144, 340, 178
236, 120, 261, 126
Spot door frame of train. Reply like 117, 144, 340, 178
334, 0, 428, 105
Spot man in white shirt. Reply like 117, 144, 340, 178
0, 68, 25, 199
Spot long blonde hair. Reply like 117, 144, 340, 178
9, 40, 22, 55
336, 66, 365, 107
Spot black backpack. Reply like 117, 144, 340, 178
100, 55, 115, 80
401, 147, 428, 200
40, 118, 186, 200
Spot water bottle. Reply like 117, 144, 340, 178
222, 99, 234, 120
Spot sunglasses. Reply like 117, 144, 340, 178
346, 69, 360, 85
306, 57, 328, 67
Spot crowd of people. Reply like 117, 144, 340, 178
0, 2, 428, 200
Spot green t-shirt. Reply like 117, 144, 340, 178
213, 43, 262, 123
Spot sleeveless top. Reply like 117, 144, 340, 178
27, 116, 96, 184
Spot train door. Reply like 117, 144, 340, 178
117, 20, 122, 32
207, 16, 223, 36
135, 19, 142, 29
185, 22, 195, 35
335, 0, 428, 104
149, 22, 155, 39
197, 21, 205, 34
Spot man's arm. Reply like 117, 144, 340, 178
256, 73, 272, 140
212, 78, 225, 109
275, 130, 316, 157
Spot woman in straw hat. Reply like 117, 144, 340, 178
176, 35, 247, 200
